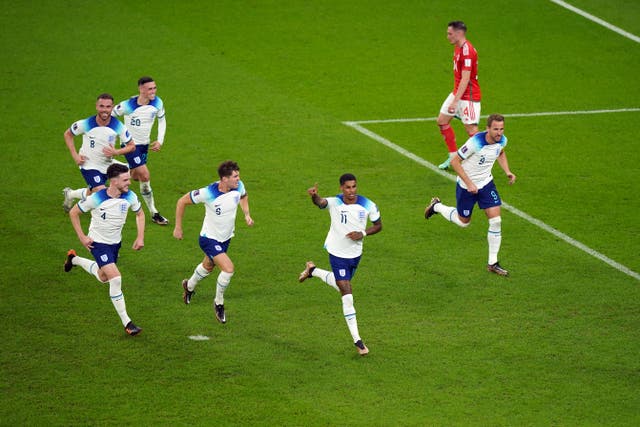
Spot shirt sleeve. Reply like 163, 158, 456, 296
189, 187, 209, 204
457, 137, 479, 160
69, 119, 86, 136
461, 43, 475, 71
77, 193, 97, 213
116, 121, 132, 145
368, 201, 381, 223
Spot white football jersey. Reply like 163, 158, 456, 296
114, 96, 165, 145
457, 131, 508, 189
190, 180, 246, 242
69, 116, 132, 173
78, 189, 141, 244
323, 195, 380, 259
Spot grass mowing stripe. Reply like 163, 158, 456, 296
343, 114, 640, 282
549, 0, 640, 43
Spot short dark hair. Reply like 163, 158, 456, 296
218, 160, 239, 179
96, 93, 114, 102
448, 21, 467, 32
339, 173, 357, 185
106, 163, 129, 179
487, 114, 505, 128
138, 76, 154, 86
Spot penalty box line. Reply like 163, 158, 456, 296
342, 108, 640, 281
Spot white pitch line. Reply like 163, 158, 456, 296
342, 114, 640, 282
346, 108, 640, 125
549, 0, 640, 44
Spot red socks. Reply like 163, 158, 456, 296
439, 124, 457, 152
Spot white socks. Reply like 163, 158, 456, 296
69, 188, 87, 201
109, 276, 131, 327
487, 216, 502, 265
342, 294, 361, 343
73, 255, 105, 283
140, 181, 157, 214
311, 267, 340, 292
309, 267, 362, 343
187, 263, 210, 291
185, 264, 234, 305
215, 271, 234, 305
434, 202, 469, 228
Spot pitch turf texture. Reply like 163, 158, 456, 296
1, 1, 639, 425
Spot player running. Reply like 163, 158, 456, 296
173, 160, 254, 324
425, 114, 516, 276
62, 93, 135, 211
114, 76, 169, 225
436, 21, 482, 170
298, 174, 382, 356
64, 163, 145, 336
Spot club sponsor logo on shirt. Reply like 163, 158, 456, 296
121, 203, 128, 213
359, 210, 366, 221
108, 135, 116, 143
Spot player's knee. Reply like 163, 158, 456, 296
108, 276, 122, 296
217, 270, 234, 286
140, 181, 151, 194
488, 216, 501, 232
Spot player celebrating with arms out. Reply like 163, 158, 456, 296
425, 114, 516, 276
64, 163, 145, 336
173, 160, 254, 324
436, 20, 481, 170
114, 76, 169, 225
298, 174, 382, 356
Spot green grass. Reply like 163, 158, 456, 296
1, 1, 639, 425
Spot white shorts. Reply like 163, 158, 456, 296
439, 93, 481, 125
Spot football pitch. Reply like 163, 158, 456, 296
1, 1, 639, 425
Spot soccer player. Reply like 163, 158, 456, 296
436, 21, 481, 170
64, 163, 145, 336
62, 93, 135, 211
424, 114, 516, 276
173, 160, 254, 324
298, 174, 382, 356
113, 76, 169, 225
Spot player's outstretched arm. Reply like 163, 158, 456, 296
132, 209, 145, 250
173, 193, 193, 239
308, 183, 327, 208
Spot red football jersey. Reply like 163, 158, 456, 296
453, 40, 481, 101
